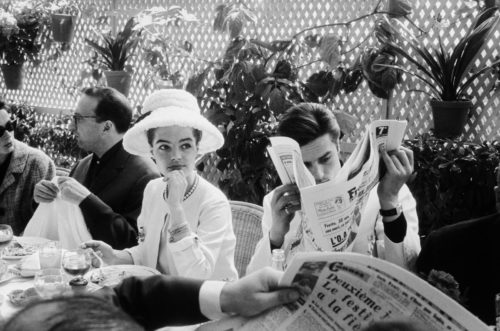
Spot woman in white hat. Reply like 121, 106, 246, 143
83, 89, 238, 281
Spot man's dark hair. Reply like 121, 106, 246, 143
3, 295, 143, 331
82, 87, 133, 133
277, 103, 341, 146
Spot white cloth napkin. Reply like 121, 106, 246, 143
18, 253, 40, 277
23, 177, 92, 250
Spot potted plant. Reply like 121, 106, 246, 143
45, 0, 80, 43
85, 17, 140, 96
0, 2, 50, 89
377, 7, 500, 137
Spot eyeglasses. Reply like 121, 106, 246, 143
0, 121, 14, 137
71, 114, 97, 128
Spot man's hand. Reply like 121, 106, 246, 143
377, 146, 414, 209
57, 177, 91, 205
269, 184, 301, 248
220, 267, 300, 317
34, 180, 59, 203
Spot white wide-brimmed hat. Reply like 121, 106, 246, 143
123, 89, 224, 157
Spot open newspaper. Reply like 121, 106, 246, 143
266, 120, 407, 252
198, 252, 490, 331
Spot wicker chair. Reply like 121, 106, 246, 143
229, 200, 264, 278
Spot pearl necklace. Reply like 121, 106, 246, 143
182, 175, 199, 201
163, 175, 199, 202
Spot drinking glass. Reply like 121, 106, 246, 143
62, 249, 91, 282
0, 225, 13, 256
34, 268, 67, 299
39, 242, 62, 269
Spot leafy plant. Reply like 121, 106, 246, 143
10, 103, 86, 168
404, 133, 500, 237
136, 6, 199, 89
377, 7, 500, 101
44, 0, 80, 16
0, 1, 51, 66
85, 17, 140, 72
213, 2, 257, 38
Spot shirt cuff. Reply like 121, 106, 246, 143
199, 280, 227, 320
168, 233, 198, 251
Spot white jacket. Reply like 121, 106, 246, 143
127, 176, 238, 281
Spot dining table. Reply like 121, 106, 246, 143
0, 236, 208, 330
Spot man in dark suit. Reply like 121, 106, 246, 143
3, 268, 301, 331
34, 87, 159, 249
416, 163, 500, 325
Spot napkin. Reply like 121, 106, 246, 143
19, 253, 40, 277
23, 177, 92, 249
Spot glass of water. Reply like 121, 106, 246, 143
34, 268, 67, 299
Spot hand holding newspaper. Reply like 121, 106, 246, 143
267, 120, 408, 252
198, 252, 490, 331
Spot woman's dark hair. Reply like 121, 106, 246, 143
81, 87, 133, 133
277, 103, 341, 146
146, 127, 202, 147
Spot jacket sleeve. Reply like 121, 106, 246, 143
168, 197, 237, 281
246, 192, 274, 274
112, 275, 207, 330
80, 172, 158, 249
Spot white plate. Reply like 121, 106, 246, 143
1, 237, 51, 260
85, 265, 160, 288
16, 237, 51, 247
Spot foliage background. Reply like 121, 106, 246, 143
0, 0, 498, 141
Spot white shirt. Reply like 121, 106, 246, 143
247, 184, 420, 274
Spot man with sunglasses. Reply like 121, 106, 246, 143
0, 102, 55, 234
34, 87, 159, 249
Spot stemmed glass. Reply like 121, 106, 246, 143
0, 224, 13, 257
62, 249, 91, 282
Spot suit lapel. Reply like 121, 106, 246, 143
0, 140, 27, 196
88, 144, 130, 194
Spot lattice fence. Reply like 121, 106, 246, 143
1, 0, 499, 144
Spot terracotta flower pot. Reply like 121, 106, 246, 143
51, 14, 77, 43
104, 71, 132, 96
1, 63, 25, 90
430, 99, 472, 138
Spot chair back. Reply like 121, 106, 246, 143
230, 201, 263, 278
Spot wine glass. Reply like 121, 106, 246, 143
62, 249, 91, 282
0, 224, 13, 257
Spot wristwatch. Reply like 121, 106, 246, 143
379, 203, 402, 217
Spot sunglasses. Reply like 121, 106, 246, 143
0, 121, 14, 137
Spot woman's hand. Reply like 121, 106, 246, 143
269, 184, 301, 248
80, 240, 116, 267
377, 146, 414, 209
163, 170, 188, 208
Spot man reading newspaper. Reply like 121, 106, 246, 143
247, 103, 420, 273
